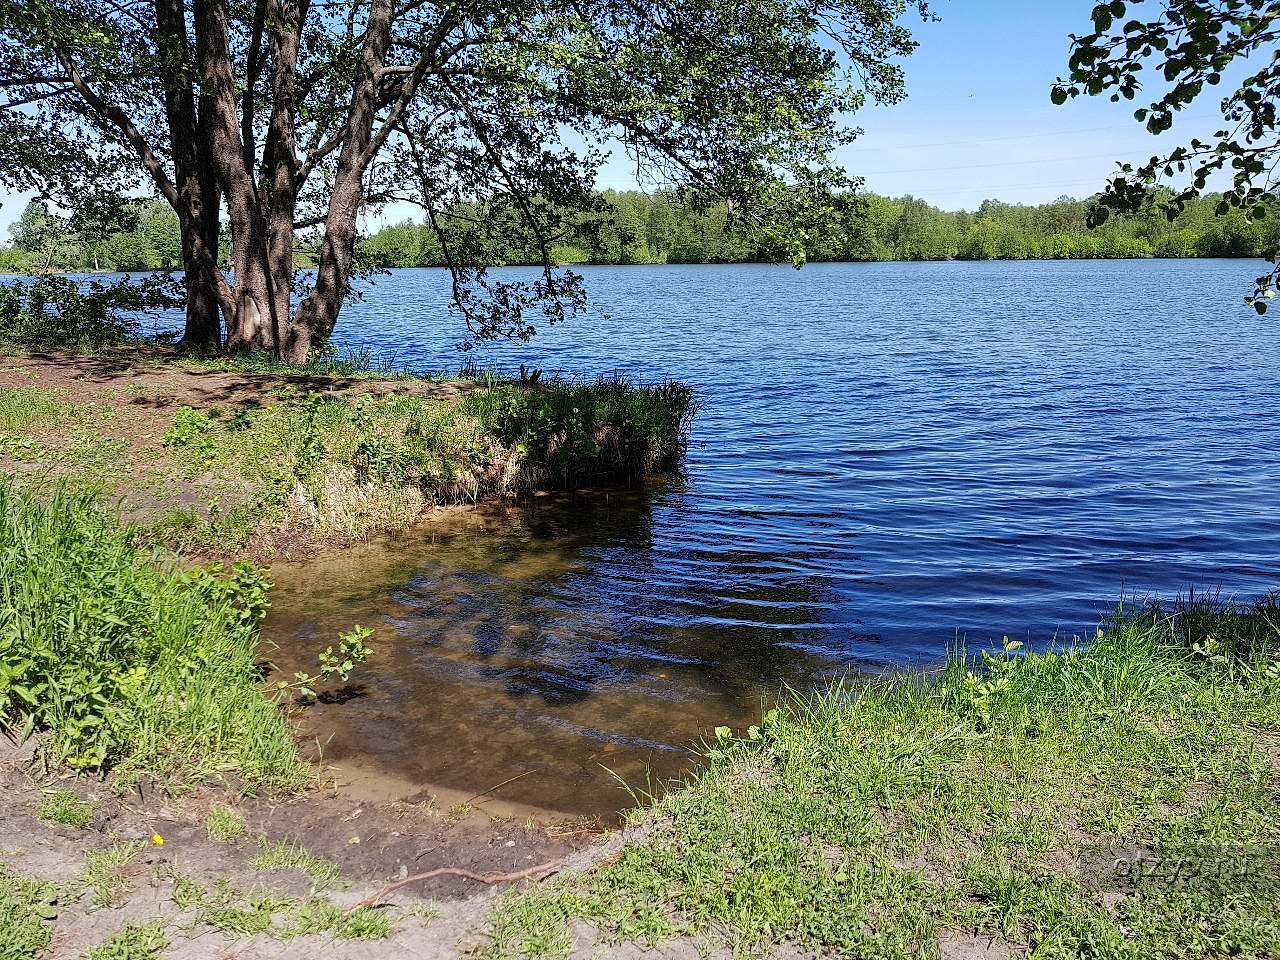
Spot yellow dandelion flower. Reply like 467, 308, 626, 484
151, 834, 164, 846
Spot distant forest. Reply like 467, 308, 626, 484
1, 190, 1273, 275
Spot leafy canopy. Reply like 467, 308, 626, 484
1053, 0, 1280, 310
1, 0, 931, 348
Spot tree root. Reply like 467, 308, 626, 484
347, 858, 566, 914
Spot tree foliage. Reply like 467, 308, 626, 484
1053, 0, 1280, 310
352, 189, 1276, 267
0, 0, 930, 359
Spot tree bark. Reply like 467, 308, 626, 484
287, 0, 396, 364
262, 0, 305, 346
154, 0, 223, 350
195, 0, 282, 353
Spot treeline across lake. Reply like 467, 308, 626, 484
2, 190, 1274, 275
361, 190, 1277, 267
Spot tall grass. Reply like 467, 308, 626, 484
150, 377, 696, 552
0, 480, 304, 787
489, 595, 1280, 959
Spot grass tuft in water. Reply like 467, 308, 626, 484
487, 593, 1280, 959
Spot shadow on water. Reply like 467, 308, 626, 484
262, 483, 850, 819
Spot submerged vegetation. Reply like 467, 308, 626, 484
488, 595, 1280, 958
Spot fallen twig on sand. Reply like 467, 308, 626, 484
348, 858, 566, 914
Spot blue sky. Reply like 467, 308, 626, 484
0, 0, 1232, 233
826, 0, 1230, 209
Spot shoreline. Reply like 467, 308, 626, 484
0, 345, 693, 954
3, 346, 1279, 958
0, 347, 695, 564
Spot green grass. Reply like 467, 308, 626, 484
250, 837, 340, 886
0, 480, 306, 787
0, 386, 75, 433
0, 865, 59, 960
83, 923, 168, 960
81, 841, 143, 908
487, 595, 1280, 959
280, 898, 392, 940
147, 376, 695, 554
172, 876, 387, 941
2, 362, 695, 559
36, 790, 94, 828
205, 805, 246, 843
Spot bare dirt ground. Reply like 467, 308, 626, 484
1, 741, 608, 958
4, 349, 474, 408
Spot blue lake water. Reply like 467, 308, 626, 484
332, 260, 1280, 656
254, 259, 1280, 812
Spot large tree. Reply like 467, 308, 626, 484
1053, 0, 1280, 310
2, 0, 929, 361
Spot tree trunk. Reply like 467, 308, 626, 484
154, 0, 223, 351
287, 0, 395, 364
262, 0, 304, 353
195, 0, 283, 353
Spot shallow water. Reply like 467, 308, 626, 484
258, 259, 1280, 814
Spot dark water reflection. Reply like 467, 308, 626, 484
263, 489, 839, 816
258, 259, 1280, 814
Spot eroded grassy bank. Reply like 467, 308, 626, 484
488, 598, 1280, 959
0, 346, 694, 780
0, 347, 689, 956
0, 349, 696, 559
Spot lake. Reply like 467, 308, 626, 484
254, 259, 1280, 814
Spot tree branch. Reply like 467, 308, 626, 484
51, 45, 182, 211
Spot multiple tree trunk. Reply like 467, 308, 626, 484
70, 0, 402, 360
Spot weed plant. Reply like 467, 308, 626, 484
0, 480, 305, 786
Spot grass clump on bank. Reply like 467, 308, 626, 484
489, 595, 1280, 959
0, 480, 305, 787
83, 923, 168, 960
36, 790, 95, 828
151, 377, 695, 554
206, 805, 246, 843
0, 354, 696, 557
